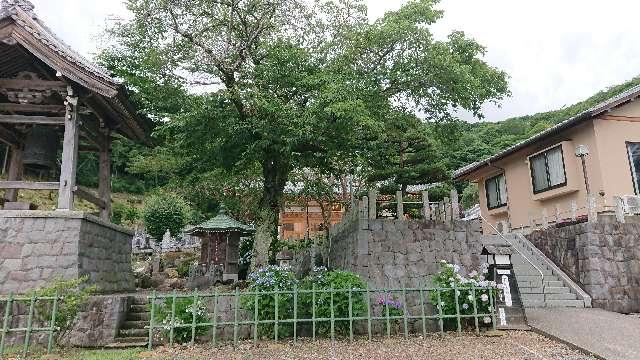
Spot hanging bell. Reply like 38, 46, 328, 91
23, 125, 60, 176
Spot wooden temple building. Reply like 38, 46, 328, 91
0, 0, 148, 294
0, 0, 149, 218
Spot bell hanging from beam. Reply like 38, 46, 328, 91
23, 125, 60, 178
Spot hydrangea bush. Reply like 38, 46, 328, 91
299, 267, 368, 336
429, 260, 501, 329
241, 265, 299, 338
154, 297, 209, 344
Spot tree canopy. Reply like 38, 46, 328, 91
101, 0, 509, 264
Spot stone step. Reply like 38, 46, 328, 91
104, 341, 147, 349
112, 336, 148, 344
130, 297, 149, 306
522, 299, 545, 308
519, 286, 544, 294
121, 320, 148, 330
546, 299, 585, 308
130, 304, 149, 313
545, 292, 577, 300
119, 328, 148, 337
543, 287, 571, 294
521, 293, 544, 302
127, 312, 151, 321
513, 268, 554, 276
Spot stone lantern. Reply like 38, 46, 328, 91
276, 249, 293, 268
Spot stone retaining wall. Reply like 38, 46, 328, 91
0, 211, 134, 294
526, 220, 640, 313
329, 218, 484, 288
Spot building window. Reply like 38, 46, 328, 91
485, 173, 507, 209
529, 145, 567, 194
627, 142, 640, 194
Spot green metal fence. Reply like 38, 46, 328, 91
147, 285, 497, 350
0, 292, 60, 358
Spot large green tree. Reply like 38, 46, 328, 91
101, 0, 509, 268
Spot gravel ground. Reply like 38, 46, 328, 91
142, 331, 597, 360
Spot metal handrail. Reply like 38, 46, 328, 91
478, 214, 545, 297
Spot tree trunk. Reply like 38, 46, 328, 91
250, 153, 290, 272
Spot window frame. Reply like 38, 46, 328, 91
485, 173, 507, 210
625, 141, 640, 195
529, 144, 568, 195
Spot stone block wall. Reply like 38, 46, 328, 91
526, 221, 640, 313
329, 218, 484, 288
0, 211, 134, 294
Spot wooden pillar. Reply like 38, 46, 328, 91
98, 128, 111, 221
3, 144, 23, 203
57, 87, 79, 210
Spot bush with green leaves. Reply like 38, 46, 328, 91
153, 297, 209, 344
241, 265, 299, 338
429, 260, 500, 330
142, 193, 190, 241
32, 276, 98, 344
299, 267, 367, 336
111, 202, 141, 227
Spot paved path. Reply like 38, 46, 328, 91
526, 308, 640, 360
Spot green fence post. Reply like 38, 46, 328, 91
489, 289, 496, 331
453, 285, 461, 333
402, 287, 408, 339
312, 284, 316, 342
471, 288, 479, 334
47, 291, 60, 354
274, 292, 279, 342
169, 290, 177, 347
348, 288, 353, 342
212, 290, 218, 346
23, 293, 36, 358
293, 285, 298, 344
419, 287, 426, 338
0, 293, 14, 356
148, 291, 156, 351
234, 287, 239, 347
436, 290, 444, 334
366, 286, 372, 341
190, 290, 198, 346
385, 289, 390, 339
253, 291, 259, 345
330, 289, 335, 341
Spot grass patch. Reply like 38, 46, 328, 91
2, 346, 144, 360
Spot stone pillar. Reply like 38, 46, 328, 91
359, 197, 369, 230
570, 200, 578, 221
396, 190, 403, 220
451, 189, 460, 220
587, 194, 598, 223
368, 190, 377, 220
615, 196, 626, 223
422, 191, 430, 220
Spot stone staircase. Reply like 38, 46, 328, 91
106, 296, 150, 348
507, 234, 591, 308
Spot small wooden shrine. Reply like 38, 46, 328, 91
187, 205, 254, 282
0, 0, 149, 219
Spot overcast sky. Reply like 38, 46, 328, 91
28, 0, 640, 122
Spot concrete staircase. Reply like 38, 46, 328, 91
106, 296, 150, 348
503, 234, 591, 308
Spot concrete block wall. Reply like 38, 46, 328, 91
0, 211, 134, 294
526, 220, 640, 313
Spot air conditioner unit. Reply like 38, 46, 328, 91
621, 195, 640, 215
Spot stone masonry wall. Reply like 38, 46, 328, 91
0, 211, 134, 294
526, 221, 640, 313
329, 218, 484, 288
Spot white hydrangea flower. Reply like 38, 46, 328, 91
467, 294, 474, 302
462, 303, 469, 310
481, 294, 489, 302
483, 316, 492, 324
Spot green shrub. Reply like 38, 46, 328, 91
461, 183, 479, 209
241, 265, 298, 338
428, 260, 500, 330
153, 297, 209, 344
299, 267, 367, 336
142, 193, 190, 241
32, 276, 98, 344
111, 202, 140, 227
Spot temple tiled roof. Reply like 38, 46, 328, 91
187, 205, 255, 235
